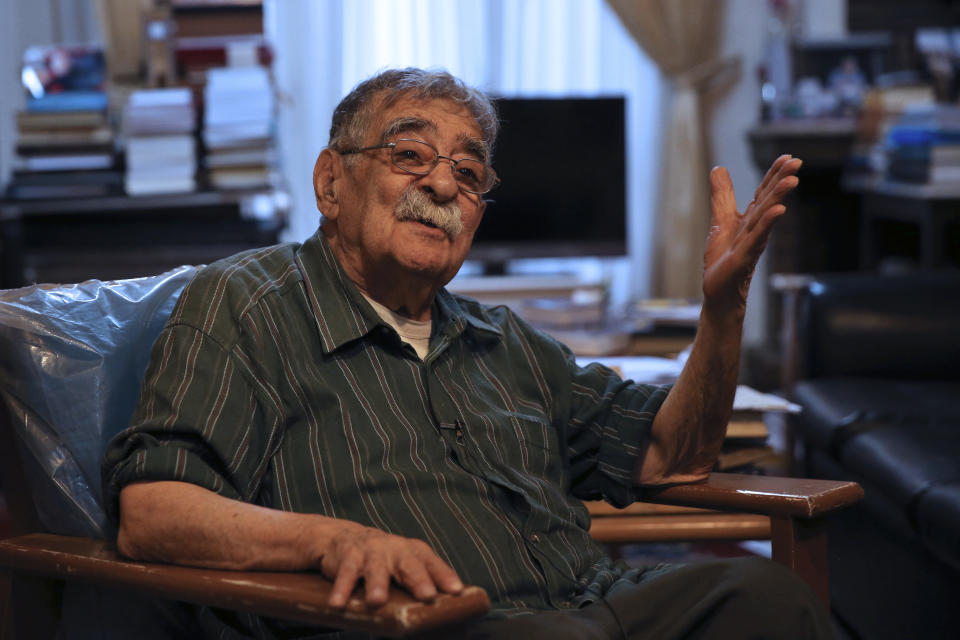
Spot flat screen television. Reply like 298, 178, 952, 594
469, 96, 627, 271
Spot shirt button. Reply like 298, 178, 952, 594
529, 533, 540, 543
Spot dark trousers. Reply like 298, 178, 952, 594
429, 557, 837, 640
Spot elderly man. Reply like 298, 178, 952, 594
104, 68, 829, 639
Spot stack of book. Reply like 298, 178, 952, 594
715, 387, 800, 474
886, 106, 960, 185
123, 88, 197, 195
8, 110, 120, 199
7, 45, 120, 199
202, 66, 275, 190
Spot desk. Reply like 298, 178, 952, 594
0, 189, 287, 287
844, 177, 960, 269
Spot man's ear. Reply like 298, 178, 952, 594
313, 149, 341, 220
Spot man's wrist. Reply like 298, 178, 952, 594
698, 298, 746, 336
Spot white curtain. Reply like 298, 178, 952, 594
266, 0, 661, 301
607, 0, 734, 300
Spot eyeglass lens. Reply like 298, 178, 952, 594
391, 139, 492, 193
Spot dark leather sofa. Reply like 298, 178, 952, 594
785, 270, 960, 640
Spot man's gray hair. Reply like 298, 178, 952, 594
328, 68, 499, 159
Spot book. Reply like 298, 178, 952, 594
15, 142, 115, 157
124, 175, 197, 196
128, 87, 193, 107
203, 127, 272, 148
205, 146, 274, 168
123, 88, 196, 135
203, 66, 274, 150
26, 91, 108, 113
126, 135, 195, 162
6, 168, 119, 200
122, 89, 198, 196
520, 298, 607, 328
15, 126, 113, 148
725, 413, 769, 440
173, 2, 263, 38
725, 386, 800, 442
16, 110, 107, 130
15, 153, 114, 172
626, 327, 695, 357
208, 166, 272, 189
575, 356, 683, 385
715, 445, 778, 471
632, 299, 701, 329
176, 35, 273, 74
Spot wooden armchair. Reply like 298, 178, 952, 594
0, 269, 862, 638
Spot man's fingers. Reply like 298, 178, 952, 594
709, 166, 736, 224
755, 156, 801, 202
363, 561, 391, 606
754, 154, 796, 198
742, 204, 788, 253
329, 555, 362, 608
396, 556, 439, 601
423, 554, 464, 594
744, 174, 798, 232
323, 531, 460, 608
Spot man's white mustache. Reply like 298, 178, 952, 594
394, 187, 463, 240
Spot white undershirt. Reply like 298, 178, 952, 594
361, 293, 432, 360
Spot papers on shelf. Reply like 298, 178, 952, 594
733, 386, 800, 413
631, 299, 701, 328
574, 356, 803, 416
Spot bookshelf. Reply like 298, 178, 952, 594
0, 189, 287, 288
0, 0, 285, 289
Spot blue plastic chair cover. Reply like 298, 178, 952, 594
0, 266, 196, 537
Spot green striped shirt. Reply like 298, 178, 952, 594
103, 230, 669, 621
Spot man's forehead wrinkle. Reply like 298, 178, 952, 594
378, 111, 488, 161
381, 116, 436, 142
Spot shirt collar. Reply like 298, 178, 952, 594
434, 287, 503, 343
296, 230, 502, 354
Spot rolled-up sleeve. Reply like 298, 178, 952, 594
564, 354, 671, 508
102, 322, 280, 526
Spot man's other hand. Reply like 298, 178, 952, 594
320, 523, 464, 608
703, 154, 802, 316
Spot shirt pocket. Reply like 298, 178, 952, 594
505, 414, 562, 481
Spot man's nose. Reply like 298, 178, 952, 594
418, 158, 460, 201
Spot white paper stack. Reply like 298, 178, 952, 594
203, 67, 275, 189
123, 88, 197, 195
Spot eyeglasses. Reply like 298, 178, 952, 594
338, 138, 499, 195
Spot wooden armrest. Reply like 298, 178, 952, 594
0, 533, 490, 638
638, 472, 863, 519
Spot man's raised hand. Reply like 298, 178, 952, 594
702, 154, 802, 316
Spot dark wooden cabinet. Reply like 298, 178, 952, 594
747, 118, 863, 276
847, 179, 960, 270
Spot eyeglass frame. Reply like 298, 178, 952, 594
336, 138, 500, 195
